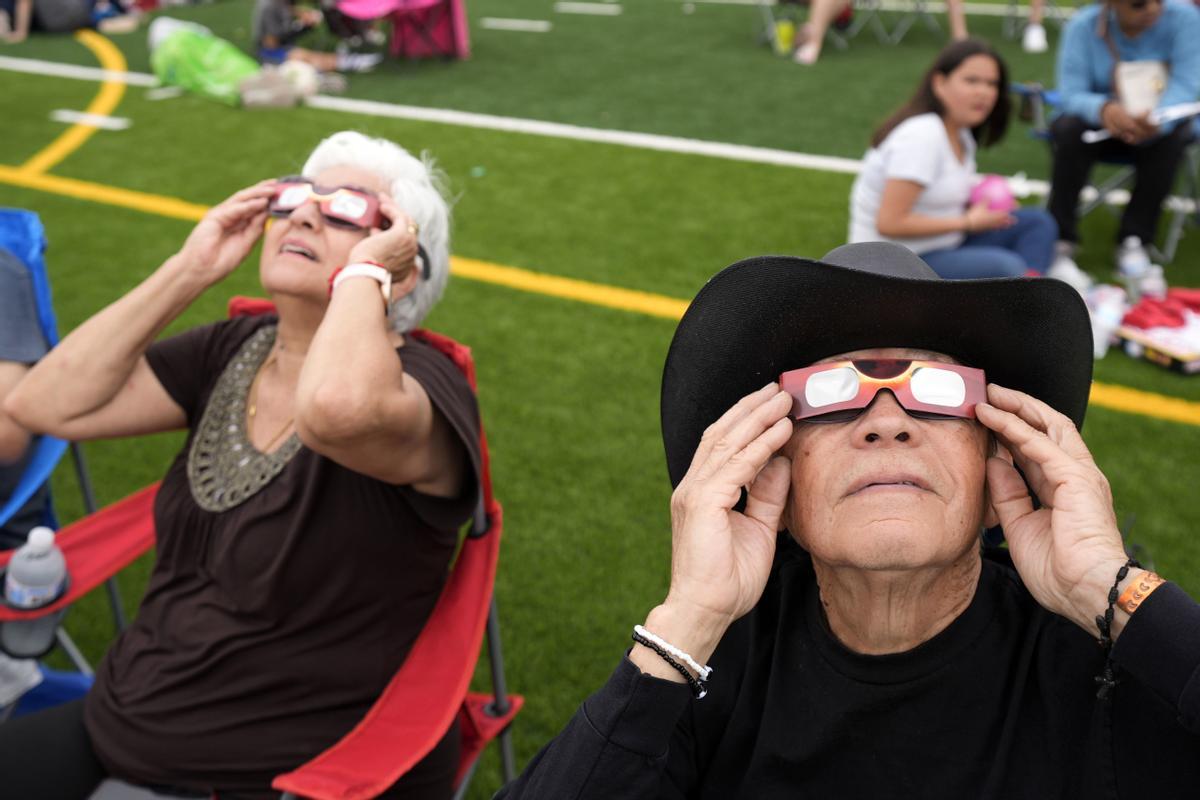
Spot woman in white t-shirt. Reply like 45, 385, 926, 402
849, 40, 1089, 288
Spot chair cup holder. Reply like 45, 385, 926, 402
0, 566, 70, 612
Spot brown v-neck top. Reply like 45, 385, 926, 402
84, 314, 481, 798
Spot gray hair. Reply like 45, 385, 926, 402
302, 130, 451, 333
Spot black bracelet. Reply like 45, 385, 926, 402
632, 631, 707, 699
1093, 557, 1140, 700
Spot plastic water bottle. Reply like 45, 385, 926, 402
3, 527, 67, 610
1138, 264, 1168, 300
774, 18, 796, 55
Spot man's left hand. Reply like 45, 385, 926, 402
975, 384, 1131, 636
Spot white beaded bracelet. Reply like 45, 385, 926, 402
633, 625, 713, 681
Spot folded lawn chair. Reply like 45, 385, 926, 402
1013, 84, 1200, 264
882, 0, 944, 44
337, 0, 469, 61
5, 292, 521, 799
0, 208, 116, 693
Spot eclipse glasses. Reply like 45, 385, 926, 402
267, 177, 431, 279
780, 359, 987, 423
268, 177, 388, 232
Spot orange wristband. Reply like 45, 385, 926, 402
1117, 570, 1165, 615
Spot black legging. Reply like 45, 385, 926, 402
0, 698, 461, 799
1047, 113, 1194, 245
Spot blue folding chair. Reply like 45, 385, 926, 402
0, 208, 66, 535
0, 209, 121, 717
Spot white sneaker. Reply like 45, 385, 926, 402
335, 51, 384, 73
1046, 254, 1093, 294
0, 653, 43, 707
793, 41, 820, 65
1022, 23, 1048, 54
1116, 236, 1151, 279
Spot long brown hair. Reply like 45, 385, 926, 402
870, 39, 1011, 149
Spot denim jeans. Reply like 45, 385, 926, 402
920, 208, 1058, 280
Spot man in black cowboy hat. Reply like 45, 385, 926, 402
498, 242, 1200, 799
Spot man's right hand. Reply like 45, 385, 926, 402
632, 384, 793, 679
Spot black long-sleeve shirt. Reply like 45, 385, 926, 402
499, 541, 1200, 799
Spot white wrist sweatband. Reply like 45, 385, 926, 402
333, 262, 391, 305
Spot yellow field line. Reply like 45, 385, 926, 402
19, 30, 127, 176
1089, 382, 1200, 427
0, 168, 1197, 429
451, 256, 690, 320
0, 165, 209, 221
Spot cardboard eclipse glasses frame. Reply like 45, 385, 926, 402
780, 359, 987, 422
267, 177, 432, 280
268, 177, 389, 231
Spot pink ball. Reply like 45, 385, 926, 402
969, 174, 1018, 213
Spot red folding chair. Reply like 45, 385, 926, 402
0, 486, 153, 668
337, 0, 470, 61
3, 296, 522, 799
238, 297, 525, 799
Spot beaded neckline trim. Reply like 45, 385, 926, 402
187, 325, 301, 512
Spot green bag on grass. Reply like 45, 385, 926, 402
151, 29, 261, 107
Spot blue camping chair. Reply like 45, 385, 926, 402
1013, 83, 1200, 264
0, 208, 122, 717
0, 209, 66, 534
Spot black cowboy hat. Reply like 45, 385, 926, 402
660, 242, 1094, 488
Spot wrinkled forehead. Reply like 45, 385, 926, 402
814, 347, 963, 366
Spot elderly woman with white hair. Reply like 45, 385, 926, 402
0, 131, 481, 800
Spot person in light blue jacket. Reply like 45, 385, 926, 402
1047, 0, 1200, 276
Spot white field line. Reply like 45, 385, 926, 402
144, 86, 185, 101
0, 54, 157, 86
480, 17, 553, 31
2, 55, 1192, 212
554, 1, 623, 15
49, 109, 132, 129
305, 93, 866, 171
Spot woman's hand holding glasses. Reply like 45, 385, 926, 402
176, 180, 277, 288
347, 194, 422, 293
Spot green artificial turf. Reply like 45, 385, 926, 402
0, 0, 1109, 166
2, 4, 1200, 796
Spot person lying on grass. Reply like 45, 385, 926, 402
499, 242, 1200, 799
